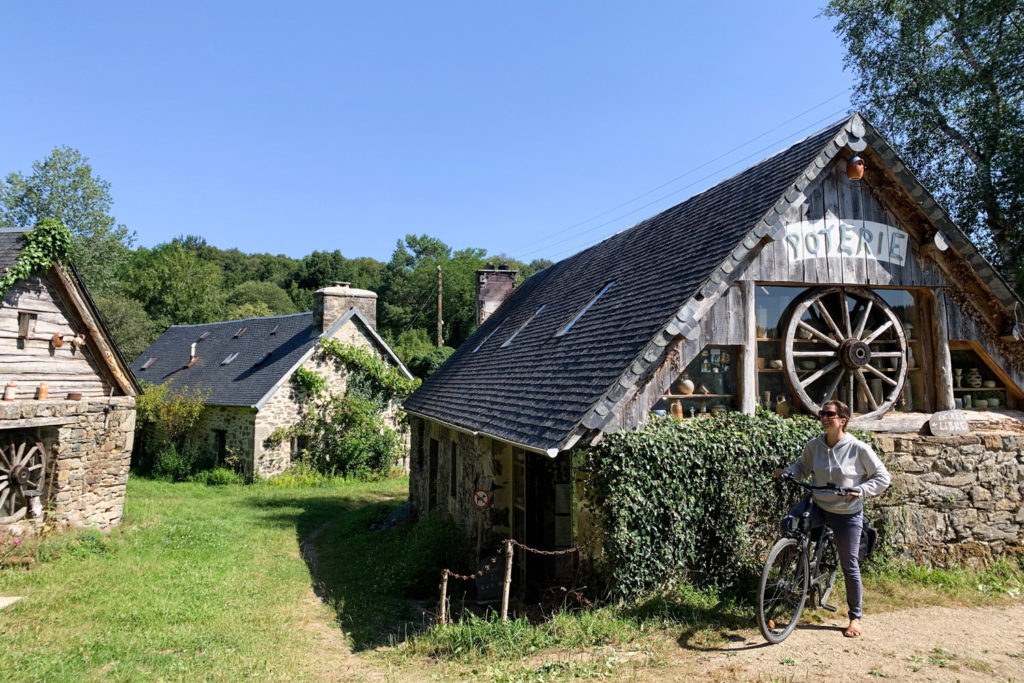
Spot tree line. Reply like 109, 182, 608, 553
0, 147, 551, 372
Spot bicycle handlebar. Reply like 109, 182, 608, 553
780, 473, 856, 496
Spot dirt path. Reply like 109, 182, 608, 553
645, 603, 1024, 682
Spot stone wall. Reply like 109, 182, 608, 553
876, 430, 1024, 567
0, 396, 136, 534
191, 406, 256, 473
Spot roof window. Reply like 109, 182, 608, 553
221, 352, 239, 365
473, 320, 504, 353
141, 357, 157, 370
501, 305, 547, 348
233, 326, 248, 338
269, 324, 281, 335
198, 331, 210, 341
254, 352, 271, 366
555, 282, 614, 337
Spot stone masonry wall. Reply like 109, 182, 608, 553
191, 406, 256, 473
0, 397, 136, 534
254, 318, 407, 477
877, 431, 1024, 567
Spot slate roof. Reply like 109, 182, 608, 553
0, 228, 30, 269
403, 118, 855, 453
132, 308, 412, 408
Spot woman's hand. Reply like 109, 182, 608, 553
844, 488, 862, 500
773, 468, 786, 480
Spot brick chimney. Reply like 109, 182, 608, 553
476, 263, 517, 325
313, 282, 377, 333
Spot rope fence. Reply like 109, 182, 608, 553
438, 538, 591, 624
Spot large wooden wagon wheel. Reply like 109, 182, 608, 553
781, 286, 908, 420
0, 440, 47, 524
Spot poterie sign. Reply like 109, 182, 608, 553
928, 410, 970, 437
785, 220, 909, 266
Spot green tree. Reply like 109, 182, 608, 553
119, 242, 225, 328
826, 0, 1024, 292
93, 294, 161, 361
0, 146, 134, 295
226, 280, 297, 317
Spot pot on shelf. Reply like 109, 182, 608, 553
965, 368, 983, 388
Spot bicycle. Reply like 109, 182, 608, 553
757, 476, 847, 644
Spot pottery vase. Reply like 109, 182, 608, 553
679, 377, 694, 395
965, 367, 983, 388
775, 396, 790, 418
670, 400, 684, 420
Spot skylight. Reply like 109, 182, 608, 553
141, 357, 157, 370
555, 282, 614, 336
198, 331, 210, 341
269, 324, 281, 335
501, 305, 546, 348
233, 326, 247, 338
473, 320, 504, 353
254, 352, 271, 366
221, 352, 239, 365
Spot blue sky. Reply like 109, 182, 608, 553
1, 2, 855, 264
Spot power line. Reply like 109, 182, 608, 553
526, 105, 853, 263
508, 91, 851, 258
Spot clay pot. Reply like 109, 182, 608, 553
775, 396, 791, 417
846, 156, 866, 180
679, 377, 695, 395
965, 368, 983, 388
670, 400, 684, 420
66, 392, 83, 401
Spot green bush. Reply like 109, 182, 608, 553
152, 443, 206, 482
295, 394, 404, 479
190, 466, 244, 486
407, 345, 455, 379
579, 410, 886, 597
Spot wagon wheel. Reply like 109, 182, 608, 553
781, 286, 908, 420
0, 440, 48, 524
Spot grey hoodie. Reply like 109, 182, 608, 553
785, 433, 890, 514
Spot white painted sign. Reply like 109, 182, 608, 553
928, 410, 970, 437
784, 220, 909, 266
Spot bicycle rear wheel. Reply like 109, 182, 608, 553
758, 537, 809, 643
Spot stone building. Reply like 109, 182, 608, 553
403, 113, 1024, 579
131, 283, 411, 477
0, 228, 139, 533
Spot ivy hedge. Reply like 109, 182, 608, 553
579, 410, 885, 598
0, 219, 74, 294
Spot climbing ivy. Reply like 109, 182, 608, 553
291, 366, 327, 396
318, 338, 420, 397
0, 219, 74, 294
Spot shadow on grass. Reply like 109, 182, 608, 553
248, 491, 466, 651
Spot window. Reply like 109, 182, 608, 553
449, 442, 458, 500
501, 305, 547, 348
473, 320, 504, 353
254, 352, 271, 366
555, 282, 613, 336
428, 438, 439, 510
17, 311, 36, 338
269, 324, 281, 336
221, 352, 239, 365
290, 435, 309, 461
198, 331, 211, 341
233, 326, 247, 338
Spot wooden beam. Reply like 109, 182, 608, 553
739, 280, 757, 414
931, 291, 955, 411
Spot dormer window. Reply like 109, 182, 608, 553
555, 282, 614, 337
501, 305, 546, 348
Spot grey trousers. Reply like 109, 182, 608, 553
783, 500, 864, 619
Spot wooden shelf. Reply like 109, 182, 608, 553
665, 393, 734, 399
953, 387, 1005, 392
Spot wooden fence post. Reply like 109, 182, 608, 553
439, 569, 449, 626
500, 539, 514, 622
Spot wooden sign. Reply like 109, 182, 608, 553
475, 557, 506, 604
785, 220, 909, 265
928, 410, 970, 436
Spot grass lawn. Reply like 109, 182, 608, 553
0, 476, 412, 681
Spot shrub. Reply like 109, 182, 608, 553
152, 443, 207, 482
134, 380, 209, 475
579, 410, 887, 597
407, 345, 455, 379
297, 394, 403, 478
190, 466, 244, 486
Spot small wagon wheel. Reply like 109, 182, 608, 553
0, 439, 48, 524
781, 286, 908, 419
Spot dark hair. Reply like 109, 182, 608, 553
822, 400, 851, 422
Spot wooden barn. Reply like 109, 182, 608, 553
403, 114, 1024, 579
0, 227, 139, 532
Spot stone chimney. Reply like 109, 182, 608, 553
313, 281, 377, 333
476, 263, 517, 325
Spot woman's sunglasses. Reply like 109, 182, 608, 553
818, 409, 839, 418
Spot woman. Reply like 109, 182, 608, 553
774, 400, 890, 638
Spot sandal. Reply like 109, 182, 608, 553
843, 619, 863, 638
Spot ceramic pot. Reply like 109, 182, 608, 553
965, 368, 983, 388
775, 396, 790, 418
679, 377, 695, 395
846, 156, 865, 180
670, 400, 684, 420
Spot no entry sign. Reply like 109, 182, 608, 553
472, 489, 491, 510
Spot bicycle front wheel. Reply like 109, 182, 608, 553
758, 537, 809, 643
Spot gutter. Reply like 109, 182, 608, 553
403, 408, 560, 458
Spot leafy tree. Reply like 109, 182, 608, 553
226, 280, 297, 317
93, 294, 161, 361
826, 0, 1024, 292
0, 146, 134, 295
119, 242, 225, 328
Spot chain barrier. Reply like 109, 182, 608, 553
442, 538, 591, 582
443, 546, 504, 582
510, 538, 592, 556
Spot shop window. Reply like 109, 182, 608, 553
950, 348, 1008, 410
651, 344, 739, 418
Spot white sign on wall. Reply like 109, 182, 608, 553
784, 220, 909, 266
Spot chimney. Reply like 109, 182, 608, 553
313, 282, 378, 333
476, 263, 517, 325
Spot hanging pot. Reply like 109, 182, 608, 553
846, 156, 865, 180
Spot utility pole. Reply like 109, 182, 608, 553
437, 265, 444, 346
